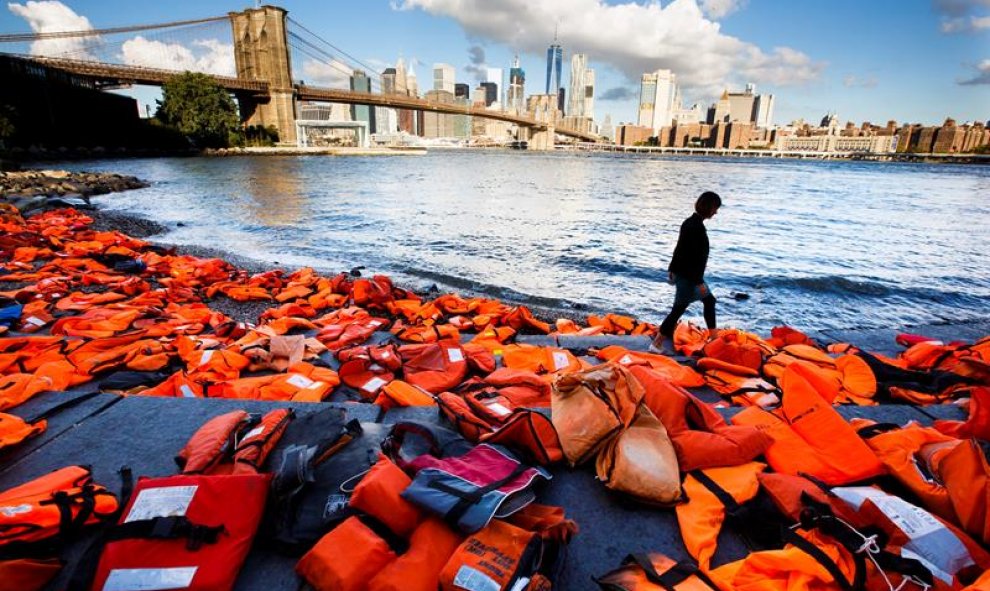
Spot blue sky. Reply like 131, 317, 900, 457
2, 0, 988, 127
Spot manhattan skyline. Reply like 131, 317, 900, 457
1, 0, 987, 126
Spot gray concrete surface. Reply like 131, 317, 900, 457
0, 326, 980, 590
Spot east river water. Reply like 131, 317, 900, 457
52, 151, 990, 333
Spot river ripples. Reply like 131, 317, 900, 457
54, 151, 990, 333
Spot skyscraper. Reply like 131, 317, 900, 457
508, 55, 525, 114
583, 68, 595, 120
454, 83, 470, 99
638, 69, 678, 132
486, 67, 504, 107
433, 63, 455, 93
480, 82, 498, 107
567, 53, 588, 117
349, 70, 377, 133
752, 93, 775, 128
545, 36, 563, 97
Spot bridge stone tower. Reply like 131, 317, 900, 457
229, 5, 296, 144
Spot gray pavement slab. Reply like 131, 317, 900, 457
1, 390, 121, 467
558, 334, 653, 352
516, 334, 560, 347
818, 328, 901, 356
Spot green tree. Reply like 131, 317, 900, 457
156, 72, 242, 148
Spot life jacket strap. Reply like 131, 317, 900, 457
108, 516, 226, 551
428, 463, 529, 523
625, 554, 720, 591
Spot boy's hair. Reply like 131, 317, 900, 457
695, 191, 722, 216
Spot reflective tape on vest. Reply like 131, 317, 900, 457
103, 567, 198, 591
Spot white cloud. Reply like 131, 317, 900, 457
395, 0, 823, 99
7, 0, 96, 58
700, 0, 746, 19
120, 37, 235, 76
842, 74, 878, 88
300, 58, 353, 88
959, 58, 990, 84
940, 14, 990, 32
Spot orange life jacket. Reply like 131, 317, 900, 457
0, 465, 120, 548
731, 366, 884, 485
675, 461, 765, 570
595, 553, 721, 591
551, 363, 643, 466
175, 408, 293, 475
0, 412, 45, 451
630, 364, 771, 471
596, 345, 705, 388
374, 380, 436, 410
596, 404, 682, 505
502, 344, 583, 376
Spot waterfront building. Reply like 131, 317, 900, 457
487, 67, 504, 105
583, 68, 595, 120
727, 84, 757, 123
914, 127, 938, 153
472, 85, 487, 106
753, 93, 775, 128
508, 56, 525, 114
348, 70, 377, 133
673, 103, 703, 125
600, 114, 613, 141
454, 83, 470, 99
615, 124, 653, 146
433, 63, 455, 93
933, 119, 966, 153
706, 90, 730, 124
422, 89, 456, 138
480, 82, 498, 107
638, 69, 678, 133
381, 67, 397, 94
452, 97, 472, 138
406, 65, 419, 98
723, 121, 752, 149
775, 133, 897, 153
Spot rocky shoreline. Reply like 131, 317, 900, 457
0, 169, 147, 214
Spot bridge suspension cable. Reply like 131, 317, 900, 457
286, 17, 380, 78
0, 15, 228, 43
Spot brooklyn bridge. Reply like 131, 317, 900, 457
0, 5, 601, 148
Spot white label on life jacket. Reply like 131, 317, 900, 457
178, 384, 196, 398
833, 486, 973, 583
124, 486, 198, 523
486, 402, 512, 417
286, 373, 314, 389
452, 565, 500, 591
552, 351, 571, 371
24, 316, 46, 326
306, 381, 326, 390
241, 425, 265, 442
198, 350, 214, 366
103, 567, 198, 591
447, 347, 464, 363
0, 503, 32, 517
361, 376, 388, 392
369, 319, 384, 327
618, 354, 633, 365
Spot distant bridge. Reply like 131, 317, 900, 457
0, 6, 599, 147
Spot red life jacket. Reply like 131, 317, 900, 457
630, 364, 771, 471
90, 473, 270, 591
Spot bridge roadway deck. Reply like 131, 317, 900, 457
1, 322, 982, 590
